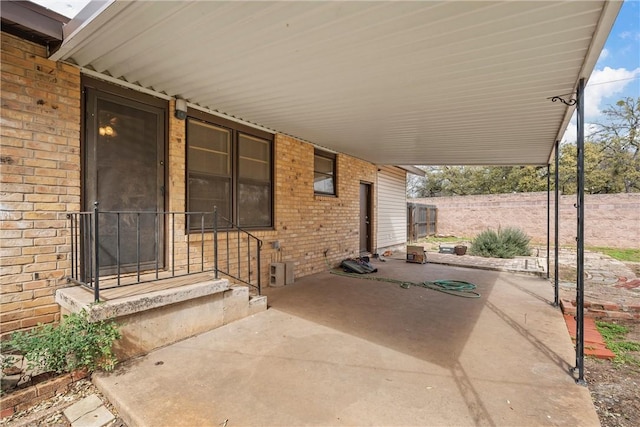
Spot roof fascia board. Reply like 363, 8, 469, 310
49, 0, 121, 61
551, 0, 623, 155
395, 165, 425, 176
2, 0, 68, 41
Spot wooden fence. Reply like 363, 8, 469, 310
407, 203, 437, 241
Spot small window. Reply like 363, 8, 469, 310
314, 149, 336, 195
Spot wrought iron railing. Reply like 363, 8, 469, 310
66, 203, 262, 302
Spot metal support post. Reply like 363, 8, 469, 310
257, 240, 262, 295
554, 140, 560, 307
547, 164, 551, 279
575, 78, 586, 385
93, 201, 100, 302
214, 206, 219, 279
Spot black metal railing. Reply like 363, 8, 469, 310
67, 203, 262, 302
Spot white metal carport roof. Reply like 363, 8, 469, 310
51, 0, 621, 166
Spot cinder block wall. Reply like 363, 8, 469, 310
1, 32, 377, 337
412, 192, 640, 248
1, 33, 81, 338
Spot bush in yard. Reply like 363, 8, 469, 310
3, 309, 121, 376
470, 227, 531, 259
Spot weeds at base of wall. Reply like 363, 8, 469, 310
1, 309, 120, 397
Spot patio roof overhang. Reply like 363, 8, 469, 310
50, 0, 621, 166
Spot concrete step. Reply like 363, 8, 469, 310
56, 278, 267, 361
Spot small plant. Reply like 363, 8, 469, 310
469, 227, 531, 259
4, 310, 121, 376
596, 321, 640, 366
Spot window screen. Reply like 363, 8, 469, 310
314, 149, 336, 195
186, 117, 273, 229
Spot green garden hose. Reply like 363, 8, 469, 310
411, 279, 480, 298
325, 255, 480, 298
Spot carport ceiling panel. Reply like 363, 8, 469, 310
59, 1, 612, 165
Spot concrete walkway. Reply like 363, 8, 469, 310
406, 251, 547, 276
403, 247, 640, 309
94, 259, 599, 426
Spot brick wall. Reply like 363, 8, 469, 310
1, 33, 81, 339
267, 134, 377, 276
165, 115, 377, 282
412, 192, 640, 248
0, 32, 377, 337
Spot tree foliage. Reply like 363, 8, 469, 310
408, 97, 640, 197
593, 97, 640, 193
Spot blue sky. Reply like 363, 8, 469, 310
585, 1, 640, 118
600, 1, 640, 71
561, 0, 640, 142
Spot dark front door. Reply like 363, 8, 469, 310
84, 85, 166, 275
359, 182, 372, 253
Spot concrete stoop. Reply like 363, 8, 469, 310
56, 280, 267, 361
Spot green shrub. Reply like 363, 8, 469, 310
470, 227, 531, 259
469, 229, 501, 257
499, 227, 532, 257
4, 309, 121, 375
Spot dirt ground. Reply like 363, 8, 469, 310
552, 255, 640, 427
627, 262, 640, 278
585, 320, 640, 427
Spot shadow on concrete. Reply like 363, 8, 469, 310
500, 274, 556, 306
93, 257, 600, 426
263, 259, 536, 426
484, 298, 573, 373
451, 360, 496, 427
265, 258, 499, 370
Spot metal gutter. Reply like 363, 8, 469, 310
396, 165, 425, 177
1, 0, 69, 45
49, 0, 119, 61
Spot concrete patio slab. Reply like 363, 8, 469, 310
94, 259, 599, 426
